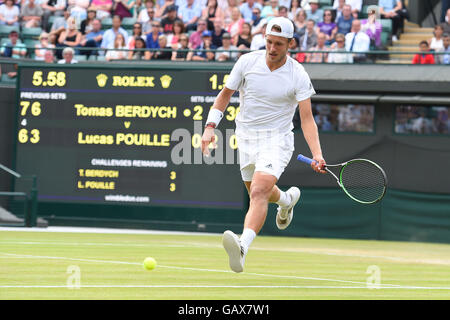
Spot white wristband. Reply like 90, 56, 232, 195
205, 108, 223, 128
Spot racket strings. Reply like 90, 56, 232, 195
340, 160, 386, 203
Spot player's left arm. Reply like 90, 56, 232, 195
298, 98, 326, 174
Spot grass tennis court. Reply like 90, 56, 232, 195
1, 228, 450, 300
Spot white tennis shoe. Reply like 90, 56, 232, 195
222, 230, 246, 273
276, 187, 301, 230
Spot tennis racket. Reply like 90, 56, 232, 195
297, 154, 387, 204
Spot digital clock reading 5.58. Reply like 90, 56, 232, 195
32, 70, 67, 87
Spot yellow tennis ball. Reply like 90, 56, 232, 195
143, 257, 157, 270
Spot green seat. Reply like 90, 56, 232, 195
49, 15, 57, 25
0, 37, 9, 46
24, 39, 39, 47
74, 54, 87, 61
381, 31, 389, 47
101, 17, 113, 30
360, 5, 369, 19
122, 17, 136, 29
22, 27, 42, 40
319, 0, 332, 6
380, 19, 392, 33
0, 25, 20, 38
1, 73, 16, 83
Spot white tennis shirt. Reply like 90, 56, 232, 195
225, 50, 316, 138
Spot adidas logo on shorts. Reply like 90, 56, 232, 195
265, 164, 273, 169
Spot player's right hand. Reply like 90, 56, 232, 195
201, 127, 215, 156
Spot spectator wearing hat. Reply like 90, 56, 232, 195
412, 41, 435, 65
160, 4, 182, 34
187, 30, 216, 61
58, 46, 78, 63
212, 18, 226, 47
0, 0, 20, 26
215, 31, 237, 61
179, 0, 202, 32
20, 0, 43, 28
305, 0, 323, 24
41, 0, 66, 32
189, 17, 207, 49
0, 30, 26, 58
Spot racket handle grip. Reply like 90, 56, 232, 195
297, 154, 316, 165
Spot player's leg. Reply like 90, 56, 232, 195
245, 181, 290, 208
243, 171, 278, 233
223, 171, 277, 273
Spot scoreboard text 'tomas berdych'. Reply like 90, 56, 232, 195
15, 66, 244, 209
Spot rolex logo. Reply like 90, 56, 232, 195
96, 73, 108, 87
160, 75, 172, 89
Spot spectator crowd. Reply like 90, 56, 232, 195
0, 0, 448, 65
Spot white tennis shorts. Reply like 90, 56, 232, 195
237, 131, 294, 181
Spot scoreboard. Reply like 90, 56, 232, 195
14, 65, 244, 209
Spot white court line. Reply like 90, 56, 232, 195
2, 239, 450, 266
1, 285, 450, 290
2, 251, 446, 290
0, 251, 397, 287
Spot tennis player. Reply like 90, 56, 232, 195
201, 17, 326, 273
